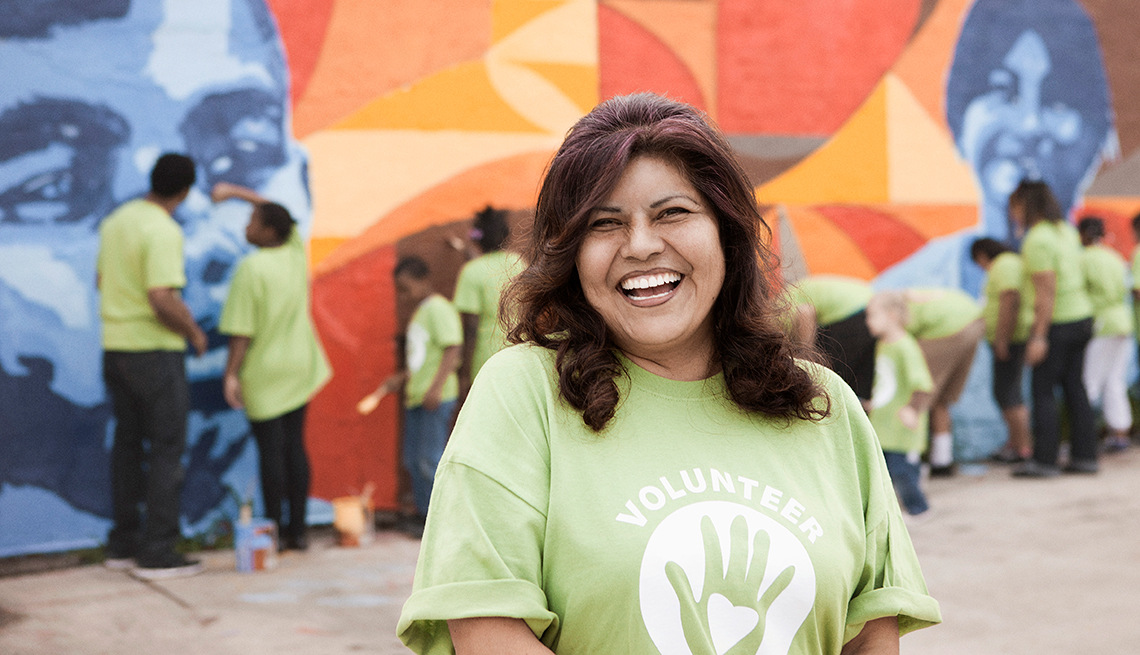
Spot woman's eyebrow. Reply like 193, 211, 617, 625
650, 193, 698, 208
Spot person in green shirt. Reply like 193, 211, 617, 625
359, 257, 462, 534
1008, 180, 1097, 477
786, 275, 877, 409
452, 205, 526, 399
900, 286, 984, 476
866, 292, 934, 517
399, 93, 939, 654
97, 153, 208, 579
970, 238, 1033, 463
1078, 217, 1134, 452
216, 182, 332, 551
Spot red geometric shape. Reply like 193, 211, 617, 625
266, 0, 337, 109
599, 4, 706, 110
813, 205, 927, 273
307, 244, 401, 510
717, 0, 920, 135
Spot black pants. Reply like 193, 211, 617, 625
102, 350, 189, 564
250, 404, 310, 540
817, 309, 876, 401
1031, 318, 1097, 466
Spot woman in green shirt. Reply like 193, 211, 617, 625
1008, 180, 1097, 477
399, 93, 939, 654
1077, 217, 1133, 452
216, 183, 332, 550
969, 238, 1033, 463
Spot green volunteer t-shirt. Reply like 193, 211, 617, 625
452, 250, 525, 379
1082, 244, 1132, 338
904, 287, 982, 340
1022, 221, 1092, 324
869, 335, 933, 454
97, 199, 187, 351
405, 294, 463, 409
219, 232, 332, 421
398, 345, 941, 653
981, 252, 1033, 344
786, 275, 874, 326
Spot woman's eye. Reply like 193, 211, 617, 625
590, 217, 620, 229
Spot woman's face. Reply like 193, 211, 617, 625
576, 155, 725, 366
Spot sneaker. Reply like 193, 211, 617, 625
1102, 436, 1130, 454
131, 554, 203, 580
1062, 459, 1099, 474
1012, 460, 1061, 478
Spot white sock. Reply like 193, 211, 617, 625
929, 432, 954, 467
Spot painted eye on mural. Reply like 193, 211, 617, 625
0, 98, 127, 225
180, 88, 287, 195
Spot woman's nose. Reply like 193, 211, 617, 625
622, 220, 665, 260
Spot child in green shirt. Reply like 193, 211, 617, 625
866, 292, 934, 517
358, 257, 462, 533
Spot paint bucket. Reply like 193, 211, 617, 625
235, 518, 278, 572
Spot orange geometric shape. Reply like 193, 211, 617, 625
493, 0, 568, 43
717, 0, 920, 135
884, 204, 978, 240
517, 61, 598, 114
603, 0, 718, 115
890, 0, 973, 130
757, 81, 890, 205
883, 74, 977, 204
314, 149, 555, 276
782, 205, 876, 280
265, 0, 336, 109
333, 61, 547, 132
292, 0, 492, 138
309, 236, 348, 271
598, 3, 706, 110
813, 205, 927, 273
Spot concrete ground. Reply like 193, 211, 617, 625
1, 449, 1138, 655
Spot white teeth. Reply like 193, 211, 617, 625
621, 272, 681, 291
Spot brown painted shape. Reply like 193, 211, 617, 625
1077, 0, 1140, 159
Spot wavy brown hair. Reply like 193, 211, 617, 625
503, 93, 830, 431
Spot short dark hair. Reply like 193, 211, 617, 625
1077, 216, 1105, 242
970, 237, 1009, 262
394, 256, 430, 280
473, 205, 510, 252
149, 153, 196, 198
256, 202, 295, 241
504, 92, 828, 431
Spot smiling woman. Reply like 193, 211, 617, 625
397, 93, 941, 655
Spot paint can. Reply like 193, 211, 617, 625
235, 518, 279, 572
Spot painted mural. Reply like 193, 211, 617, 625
3, 0, 1140, 557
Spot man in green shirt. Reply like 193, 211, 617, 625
97, 154, 207, 579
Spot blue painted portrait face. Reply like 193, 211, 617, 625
0, 0, 308, 545
946, 0, 1114, 242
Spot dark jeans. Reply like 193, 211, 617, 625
883, 451, 929, 515
403, 400, 456, 516
1031, 318, 1097, 467
102, 350, 189, 564
250, 404, 310, 541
